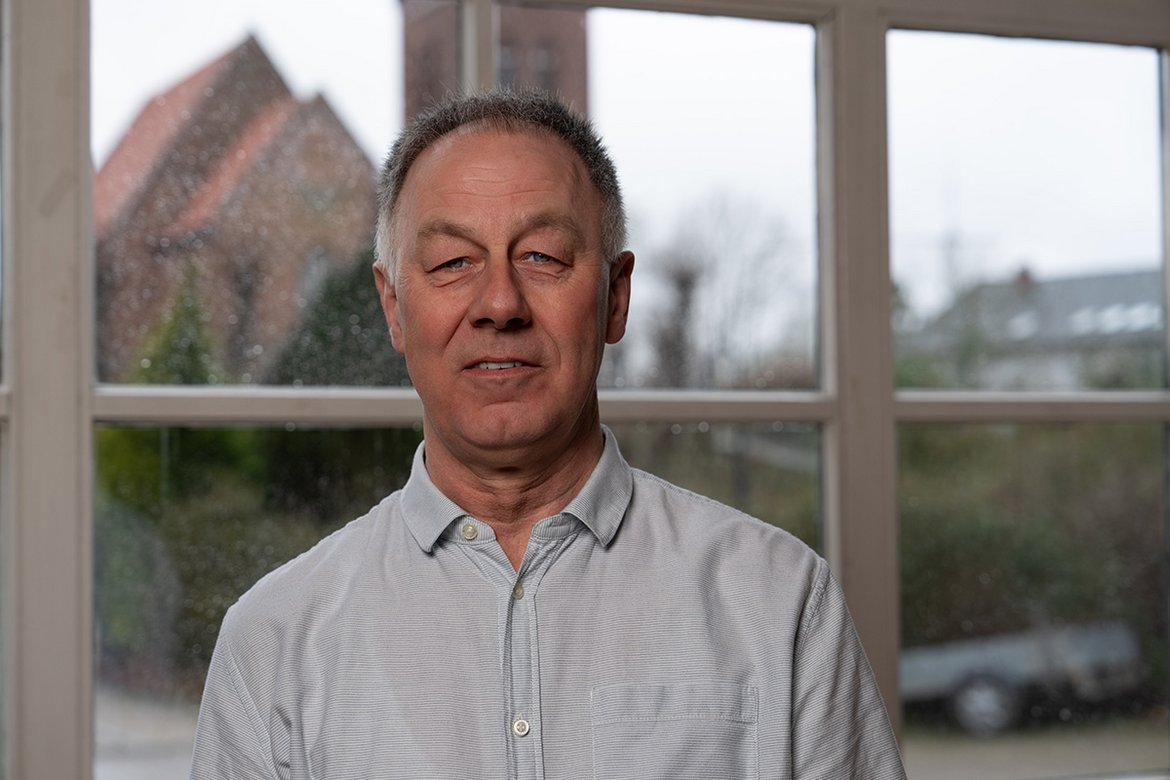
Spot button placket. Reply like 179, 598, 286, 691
498, 518, 574, 779
506, 579, 536, 777
507, 543, 551, 779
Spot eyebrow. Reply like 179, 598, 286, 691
415, 211, 587, 248
521, 212, 587, 247
416, 219, 477, 244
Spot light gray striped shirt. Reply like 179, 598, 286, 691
189, 429, 906, 779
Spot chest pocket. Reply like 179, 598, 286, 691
590, 683, 759, 780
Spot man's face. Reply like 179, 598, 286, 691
375, 127, 633, 465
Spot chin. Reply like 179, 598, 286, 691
460, 410, 575, 452
471, 418, 550, 449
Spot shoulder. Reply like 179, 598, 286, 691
624, 466, 825, 590
216, 491, 403, 654
628, 467, 816, 551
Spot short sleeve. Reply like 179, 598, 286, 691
790, 559, 907, 779
188, 630, 279, 780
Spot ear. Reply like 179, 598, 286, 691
604, 251, 635, 345
373, 263, 406, 355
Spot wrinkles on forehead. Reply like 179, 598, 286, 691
393, 121, 561, 212
417, 211, 587, 249
389, 127, 601, 279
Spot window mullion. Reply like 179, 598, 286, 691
1162, 50, 1170, 382
817, 4, 901, 732
2, 0, 94, 777
461, 0, 497, 92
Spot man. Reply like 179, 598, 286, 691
190, 91, 907, 779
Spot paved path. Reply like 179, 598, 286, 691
95, 686, 197, 780
904, 718, 1170, 780
93, 686, 1170, 780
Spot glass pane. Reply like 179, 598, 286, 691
94, 421, 813, 776
92, 1, 409, 386
497, 5, 588, 109
93, 425, 423, 779
899, 424, 1169, 778
889, 32, 1163, 390
500, 6, 818, 390
609, 422, 820, 550
404, 0, 461, 121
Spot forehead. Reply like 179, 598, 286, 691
398, 126, 595, 213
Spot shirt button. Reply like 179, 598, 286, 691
512, 718, 530, 737
511, 583, 525, 600
461, 523, 478, 541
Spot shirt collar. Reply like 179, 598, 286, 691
560, 425, 631, 546
400, 443, 468, 553
400, 425, 633, 552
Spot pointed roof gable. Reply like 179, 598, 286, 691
94, 35, 287, 237
164, 92, 375, 240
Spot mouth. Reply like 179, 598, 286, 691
465, 357, 537, 373
475, 361, 526, 370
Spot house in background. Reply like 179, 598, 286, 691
900, 267, 1165, 389
96, 36, 377, 382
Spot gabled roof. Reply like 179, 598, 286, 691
919, 267, 1163, 352
95, 48, 233, 235
94, 35, 286, 238
165, 95, 300, 238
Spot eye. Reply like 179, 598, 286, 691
524, 251, 560, 264
436, 257, 471, 271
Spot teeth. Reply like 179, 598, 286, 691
477, 361, 523, 370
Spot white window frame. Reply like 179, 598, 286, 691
2, 0, 1168, 777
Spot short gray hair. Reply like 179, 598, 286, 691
374, 90, 627, 281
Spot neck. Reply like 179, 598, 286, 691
423, 409, 605, 570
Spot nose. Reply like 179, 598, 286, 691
469, 259, 531, 331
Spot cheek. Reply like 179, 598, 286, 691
402, 297, 466, 352
568, 291, 612, 357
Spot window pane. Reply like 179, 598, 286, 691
496, 5, 588, 106
501, 6, 818, 390
610, 422, 821, 549
404, 0, 461, 120
889, 32, 1163, 390
93, 425, 423, 778
899, 423, 1169, 778
93, 421, 813, 776
92, 1, 407, 386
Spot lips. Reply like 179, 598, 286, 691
464, 356, 536, 371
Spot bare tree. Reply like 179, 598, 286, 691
643, 192, 812, 388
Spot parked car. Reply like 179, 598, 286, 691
900, 621, 1142, 736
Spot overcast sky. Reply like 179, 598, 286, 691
92, 1, 1162, 321
91, 0, 401, 165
